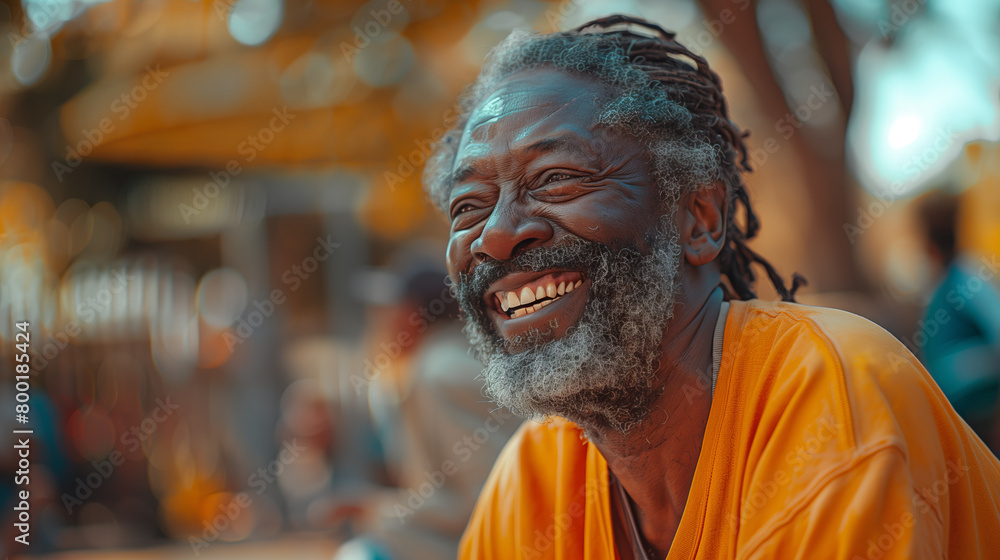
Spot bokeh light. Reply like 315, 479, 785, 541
228, 0, 284, 46
11, 32, 50, 85
197, 268, 249, 328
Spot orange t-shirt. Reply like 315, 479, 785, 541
460, 299, 1000, 559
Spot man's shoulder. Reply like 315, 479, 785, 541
725, 299, 935, 450
719, 299, 1000, 554
729, 299, 921, 385
732, 298, 899, 349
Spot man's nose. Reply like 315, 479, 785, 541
471, 205, 553, 263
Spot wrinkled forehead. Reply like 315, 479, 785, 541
453, 68, 614, 175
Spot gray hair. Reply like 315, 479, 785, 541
426, 14, 805, 302
423, 26, 723, 214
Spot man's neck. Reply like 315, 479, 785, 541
587, 283, 723, 557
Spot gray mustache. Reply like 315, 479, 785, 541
457, 236, 612, 309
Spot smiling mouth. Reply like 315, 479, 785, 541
491, 272, 584, 319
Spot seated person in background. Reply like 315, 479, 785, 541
918, 190, 1000, 451
332, 257, 520, 560
421, 15, 1000, 559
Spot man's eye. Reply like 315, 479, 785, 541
452, 203, 480, 219
545, 173, 575, 184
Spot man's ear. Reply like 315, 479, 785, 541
681, 182, 728, 267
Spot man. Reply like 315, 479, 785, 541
423, 14, 1000, 559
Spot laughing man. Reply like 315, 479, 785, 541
423, 15, 1000, 560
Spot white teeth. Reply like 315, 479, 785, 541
546, 283, 557, 298
507, 292, 520, 308
501, 277, 585, 319
520, 286, 536, 305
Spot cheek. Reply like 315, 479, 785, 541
446, 234, 473, 279
552, 194, 660, 248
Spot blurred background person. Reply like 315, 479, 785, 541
917, 190, 1000, 450
325, 248, 520, 560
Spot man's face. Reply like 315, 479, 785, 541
445, 67, 684, 431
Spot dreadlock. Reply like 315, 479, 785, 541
424, 14, 806, 302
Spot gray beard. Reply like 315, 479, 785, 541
455, 219, 682, 434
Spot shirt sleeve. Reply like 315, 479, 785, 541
727, 304, 974, 560
458, 424, 526, 560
